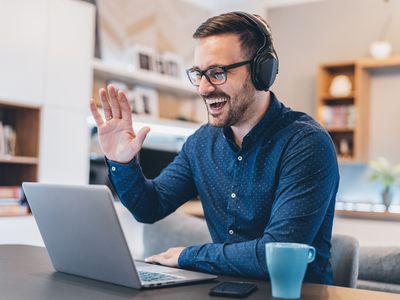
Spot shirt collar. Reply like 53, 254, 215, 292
222, 92, 283, 151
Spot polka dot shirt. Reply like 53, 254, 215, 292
107, 93, 339, 284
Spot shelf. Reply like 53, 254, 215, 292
92, 58, 198, 98
320, 93, 355, 101
335, 209, 400, 222
0, 156, 38, 165
326, 127, 354, 133
177, 201, 400, 222
358, 56, 400, 69
338, 159, 366, 165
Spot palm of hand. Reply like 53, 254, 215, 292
98, 118, 138, 163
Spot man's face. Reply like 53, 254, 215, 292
193, 34, 256, 127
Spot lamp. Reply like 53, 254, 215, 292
369, 0, 393, 59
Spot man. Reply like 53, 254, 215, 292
90, 12, 339, 284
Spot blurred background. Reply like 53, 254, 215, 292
1, 0, 400, 247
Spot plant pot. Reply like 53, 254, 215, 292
381, 187, 393, 211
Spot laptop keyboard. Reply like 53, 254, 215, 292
138, 270, 181, 282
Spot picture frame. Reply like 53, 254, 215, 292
129, 44, 156, 72
129, 86, 159, 117
159, 52, 183, 78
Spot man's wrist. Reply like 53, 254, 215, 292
105, 156, 137, 166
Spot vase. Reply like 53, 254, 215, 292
381, 187, 393, 211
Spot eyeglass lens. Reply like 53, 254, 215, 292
188, 67, 226, 86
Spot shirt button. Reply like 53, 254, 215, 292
111, 166, 116, 172
237, 156, 243, 161
231, 193, 236, 199
229, 229, 234, 235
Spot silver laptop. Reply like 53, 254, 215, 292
22, 182, 217, 289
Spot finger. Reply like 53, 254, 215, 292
89, 98, 104, 126
145, 255, 159, 264
107, 84, 122, 119
117, 90, 133, 122
133, 127, 151, 149
99, 88, 113, 120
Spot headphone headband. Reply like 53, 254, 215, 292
233, 11, 273, 54
232, 11, 279, 91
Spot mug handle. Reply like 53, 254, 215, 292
307, 246, 316, 263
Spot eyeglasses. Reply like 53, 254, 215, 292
186, 60, 252, 87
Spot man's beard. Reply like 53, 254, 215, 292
204, 80, 256, 128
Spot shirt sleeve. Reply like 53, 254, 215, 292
107, 139, 198, 224
179, 129, 339, 279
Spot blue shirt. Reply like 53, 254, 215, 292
107, 93, 339, 284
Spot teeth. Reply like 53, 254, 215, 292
205, 97, 228, 105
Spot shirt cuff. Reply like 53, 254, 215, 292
178, 246, 196, 269
106, 156, 143, 188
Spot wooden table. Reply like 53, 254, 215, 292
1, 245, 399, 299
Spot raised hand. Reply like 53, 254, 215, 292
90, 85, 150, 164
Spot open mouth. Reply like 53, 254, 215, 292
205, 97, 228, 112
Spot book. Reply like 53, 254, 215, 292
0, 122, 4, 155
0, 186, 22, 199
0, 204, 28, 217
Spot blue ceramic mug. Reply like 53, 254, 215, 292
265, 242, 315, 299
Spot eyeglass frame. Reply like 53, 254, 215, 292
186, 60, 252, 87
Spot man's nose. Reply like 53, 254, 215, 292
198, 76, 215, 96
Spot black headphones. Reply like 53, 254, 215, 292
233, 11, 279, 91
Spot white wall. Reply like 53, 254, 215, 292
0, 0, 95, 184
369, 70, 400, 164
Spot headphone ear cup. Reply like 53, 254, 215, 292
251, 52, 278, 91
250, 58, 262, 90
259, 53, 278, 90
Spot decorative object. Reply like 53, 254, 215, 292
368, 157, 400, 210
129, 44, 156, 72
129, 44, 183, 79
339, 139, 351, 160
329, 75, 352, 97
160, 52, 183, 78
129, 86, 159, 117
370, 41, 392, 59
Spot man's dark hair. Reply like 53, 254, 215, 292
193, 12, 271, 60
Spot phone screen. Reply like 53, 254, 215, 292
209, 281, 257, 298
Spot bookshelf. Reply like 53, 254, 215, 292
316, 56, 400, 162
0, 101, 41, 216
317, 61, 357, 161
92, 58, 198, 98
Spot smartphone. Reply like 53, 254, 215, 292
209, 281, 258, 298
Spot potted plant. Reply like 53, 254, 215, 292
368, 157, 400, 210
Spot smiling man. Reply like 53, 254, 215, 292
90, 12, 339, 284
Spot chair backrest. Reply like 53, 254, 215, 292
330, 234, 360, 288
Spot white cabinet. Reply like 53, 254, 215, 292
38, 0, 95, 184
45, 0, 95, 111
0, 0, 47, 103
39, 107, 90, 184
